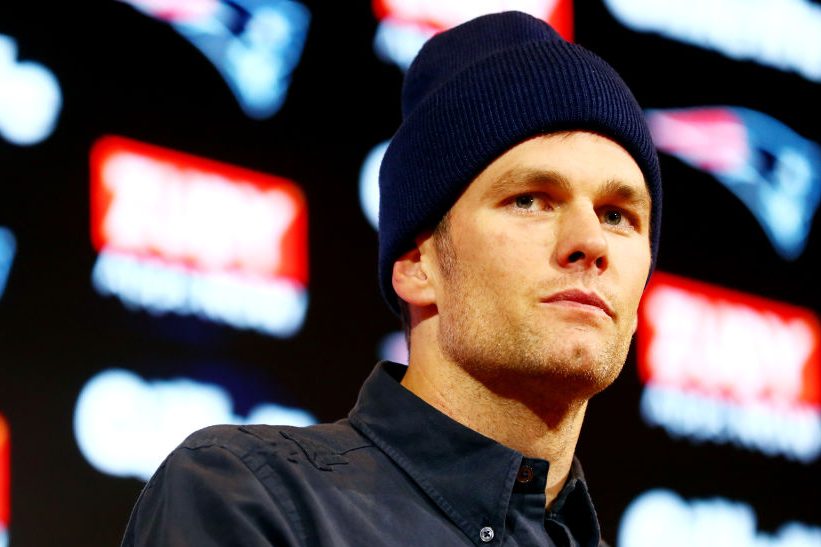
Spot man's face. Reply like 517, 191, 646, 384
427, 131, 652, 401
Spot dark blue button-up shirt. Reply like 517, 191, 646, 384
122, 361, 605, 546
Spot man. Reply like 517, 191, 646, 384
122, 10, 661, 547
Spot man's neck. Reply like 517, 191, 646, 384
401, 344, 588, 508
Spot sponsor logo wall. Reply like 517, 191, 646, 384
0, 1, 817, 544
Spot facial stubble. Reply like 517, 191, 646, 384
433, 224, 633, 404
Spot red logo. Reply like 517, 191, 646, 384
638, 272, 821, 408
89, 136, 309, 336
91, 136, 307, 284
372, 0, 574, 41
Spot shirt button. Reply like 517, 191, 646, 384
516, 464, 535, 484
479, 526, 495, 542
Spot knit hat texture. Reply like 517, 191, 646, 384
378, 10, 662, 315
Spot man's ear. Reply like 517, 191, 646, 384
392, 241, 437, 308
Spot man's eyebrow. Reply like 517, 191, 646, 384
486, 168, 573, 197
597, 178, 651, 211
486, 169, 650, 209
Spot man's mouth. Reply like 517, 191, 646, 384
541, 289, 615, 318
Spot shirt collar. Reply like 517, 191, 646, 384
547, 457, 602, 546
348, 361, 601, 545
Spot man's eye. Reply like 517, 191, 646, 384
602, 209, 633, 228
514, 195, 536, 209
603, 210, 622, 225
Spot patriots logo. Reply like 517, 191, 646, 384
121, 0, 310, 119
647, 107, 821, 260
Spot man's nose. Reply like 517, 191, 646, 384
554, 204, 608, 272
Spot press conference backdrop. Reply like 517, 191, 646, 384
0, 1, 819, 545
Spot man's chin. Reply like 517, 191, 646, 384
463, 348, 624, 403
531, 337, 627, 392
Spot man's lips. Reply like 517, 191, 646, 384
541, 289, 615, 318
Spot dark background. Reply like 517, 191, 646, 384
0, 1, 818, 545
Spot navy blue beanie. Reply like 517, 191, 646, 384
378, 10, 662, 315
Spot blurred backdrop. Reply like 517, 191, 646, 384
0, 1, 819, 545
